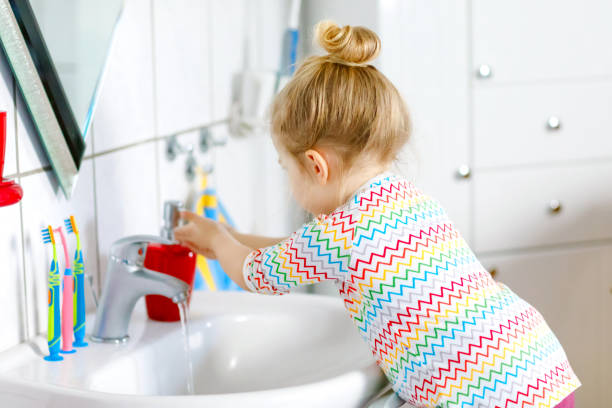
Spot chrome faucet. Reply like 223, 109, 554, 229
90, 234, 190, 343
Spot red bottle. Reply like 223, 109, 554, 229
144, 243, 196, 321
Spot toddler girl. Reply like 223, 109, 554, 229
175, 21, 580, 408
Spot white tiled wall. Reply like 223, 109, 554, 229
0, 0, 290, 351
94, 144, 160, 281
93, 0, 156, 153
153, 0, 211, 135
209, 0, 245, 121
0, 204, 25, 350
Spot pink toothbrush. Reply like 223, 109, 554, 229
55, 226, 75, 354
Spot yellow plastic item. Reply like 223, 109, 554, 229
195, 171, 217, 291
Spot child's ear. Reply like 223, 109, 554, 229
304, 149, 329, 185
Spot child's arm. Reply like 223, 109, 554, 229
174, 211, 251, 290
222, 225, 286, 250
241, 210, 354, 295
175, 209, 353, 295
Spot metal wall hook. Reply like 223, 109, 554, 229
199, 127, 227, 154
166, 134, 200, 181
166, 134, 194, 161
166, 131, 222, 181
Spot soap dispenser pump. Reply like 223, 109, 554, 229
144, 201, 197, 321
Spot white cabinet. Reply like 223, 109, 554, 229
376, 3, 612, 405
479, 245, 612, 408
473, 162, 612, 252
471, 4, 612, 406
472, 0, 612, 83
473, 81, 612, 167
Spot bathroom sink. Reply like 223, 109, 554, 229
0, 292, 385, 407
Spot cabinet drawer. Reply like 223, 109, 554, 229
473, 163, 612, 252
473, 81, 612, 167
472, 0, 612, 83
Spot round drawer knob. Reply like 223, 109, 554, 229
476, 64, 493, 79
548, 199, 562, 213
456, 164, 471, 179
488, 267, 498, 279
546, 116, 561, 130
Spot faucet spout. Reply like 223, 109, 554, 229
91, 235, 190, 343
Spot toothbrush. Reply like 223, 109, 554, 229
54, 226, 76, 354
65, 215, 87, 347
41, 226, 63, 361
280, 0, 300, 76
275, 0, 301, 92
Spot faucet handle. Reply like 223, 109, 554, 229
109, 235, 174, 267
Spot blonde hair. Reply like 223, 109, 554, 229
271, 20, 411, 169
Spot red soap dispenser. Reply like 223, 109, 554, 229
144, 201, 197, 321
0, 111, 23, 207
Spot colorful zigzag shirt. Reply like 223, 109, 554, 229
243, 172, 580, 407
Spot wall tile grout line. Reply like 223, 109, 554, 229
207, 0, 215, 121
205, 0, 217, 177
89, 123, 102, 298
150, 0, 161, 227
16, 184, 28, 340
5, 118, 231, 180
466, 0, 475, 247
13, 74, 30, 342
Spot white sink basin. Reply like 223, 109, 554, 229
0, 292, 385, 407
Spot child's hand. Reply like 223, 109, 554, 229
174, 211, 227, 259
174, 211, 252, 291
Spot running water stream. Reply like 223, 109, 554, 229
177, 300, 195, 395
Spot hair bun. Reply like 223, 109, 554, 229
314, 20, 381, 66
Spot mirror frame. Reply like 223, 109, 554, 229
0, 0, 120, 197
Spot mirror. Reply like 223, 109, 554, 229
0, 0, 123, 196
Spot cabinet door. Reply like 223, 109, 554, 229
479, 246, 609, 407
472, 0, 612, 83
379, 0, 471, 239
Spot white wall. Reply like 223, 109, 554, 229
0, 0, 291, 351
